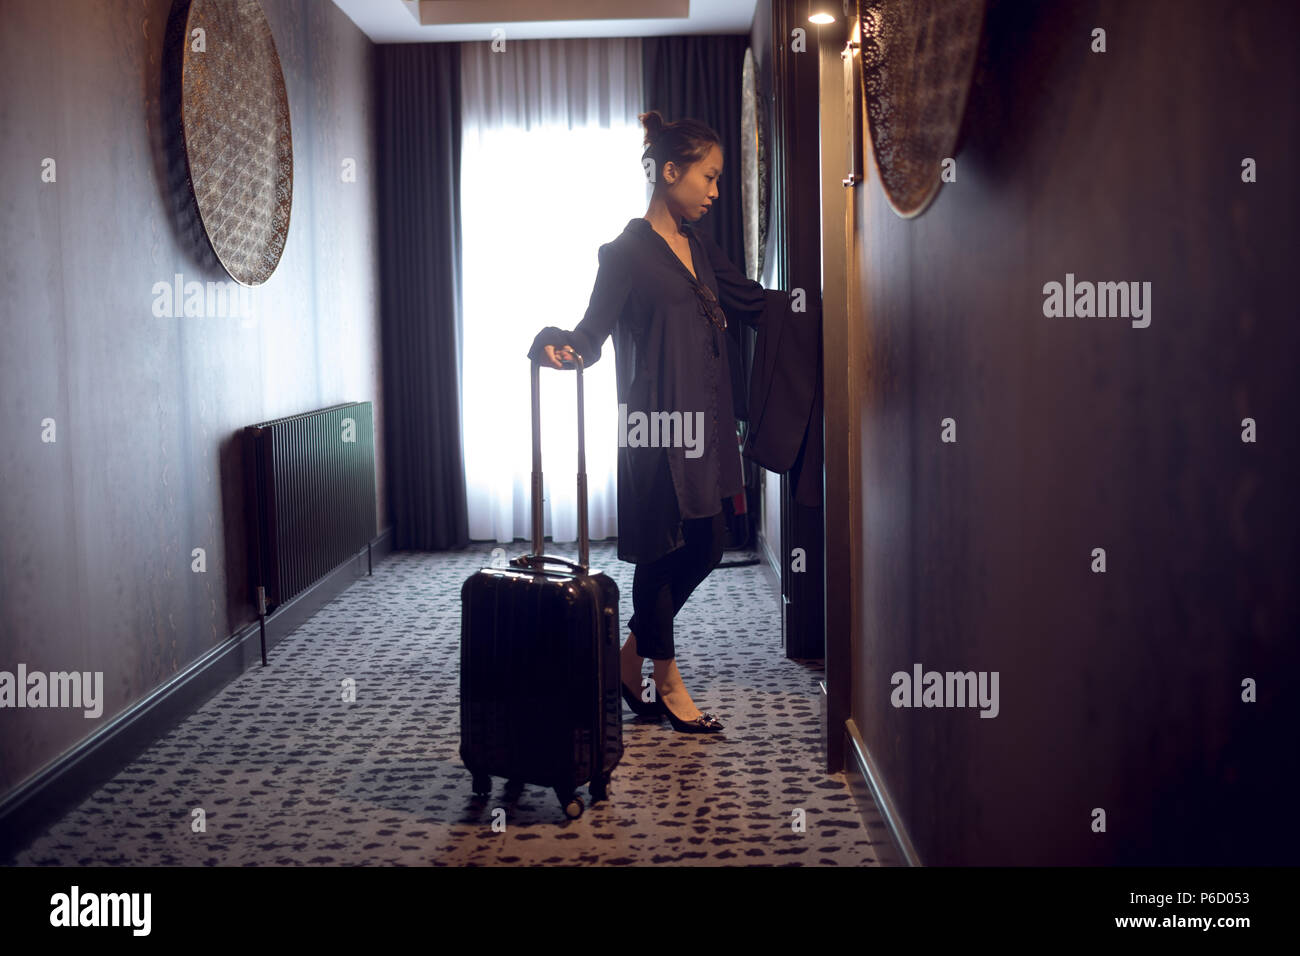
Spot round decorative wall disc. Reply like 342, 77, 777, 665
859, 0, 986, 219
181, 0, 293, 285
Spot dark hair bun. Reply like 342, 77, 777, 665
639, 110, 665, 150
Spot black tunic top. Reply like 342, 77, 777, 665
528, 216, 790, 564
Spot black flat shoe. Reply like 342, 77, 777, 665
660, 697, 724, 734
621, 679, 665, 719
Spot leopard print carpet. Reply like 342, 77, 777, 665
13, 539, 891, 866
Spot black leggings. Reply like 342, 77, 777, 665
627, 510, 726, 661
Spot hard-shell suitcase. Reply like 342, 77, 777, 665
459, 352, 623, 819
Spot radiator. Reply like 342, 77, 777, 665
246, 401, 377, 638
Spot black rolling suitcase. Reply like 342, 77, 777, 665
459, 352, 623, 819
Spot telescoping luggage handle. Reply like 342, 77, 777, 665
514, 349, 589, 574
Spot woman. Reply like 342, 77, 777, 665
527, 110, 795, 734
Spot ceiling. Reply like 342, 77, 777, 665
330, 0, 762, 43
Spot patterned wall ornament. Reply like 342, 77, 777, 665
858, 0, 986, 219
741, 47, 770, 283
180, 0, 293, 285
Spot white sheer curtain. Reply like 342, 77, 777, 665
460, 38, 645, 555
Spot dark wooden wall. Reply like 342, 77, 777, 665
852, 0, 1298, 864
0, 0, 383, 797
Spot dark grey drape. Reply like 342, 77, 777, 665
642, 35, 752, 422
375, 43, 470, 551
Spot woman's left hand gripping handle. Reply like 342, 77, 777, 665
541, 344, 577, 369
528, 328, 579, 369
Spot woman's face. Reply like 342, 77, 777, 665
664, 144, 722, 222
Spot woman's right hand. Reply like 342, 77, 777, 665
541, 344, 577, 369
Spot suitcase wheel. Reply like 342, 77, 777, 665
471, 773, 492, 796
589, 774, 609, 803
558, 789, 584, 819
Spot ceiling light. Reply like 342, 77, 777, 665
808, 1, 838, 24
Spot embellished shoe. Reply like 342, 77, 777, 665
660, 697, 724, 734
621, 679, 665, 719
